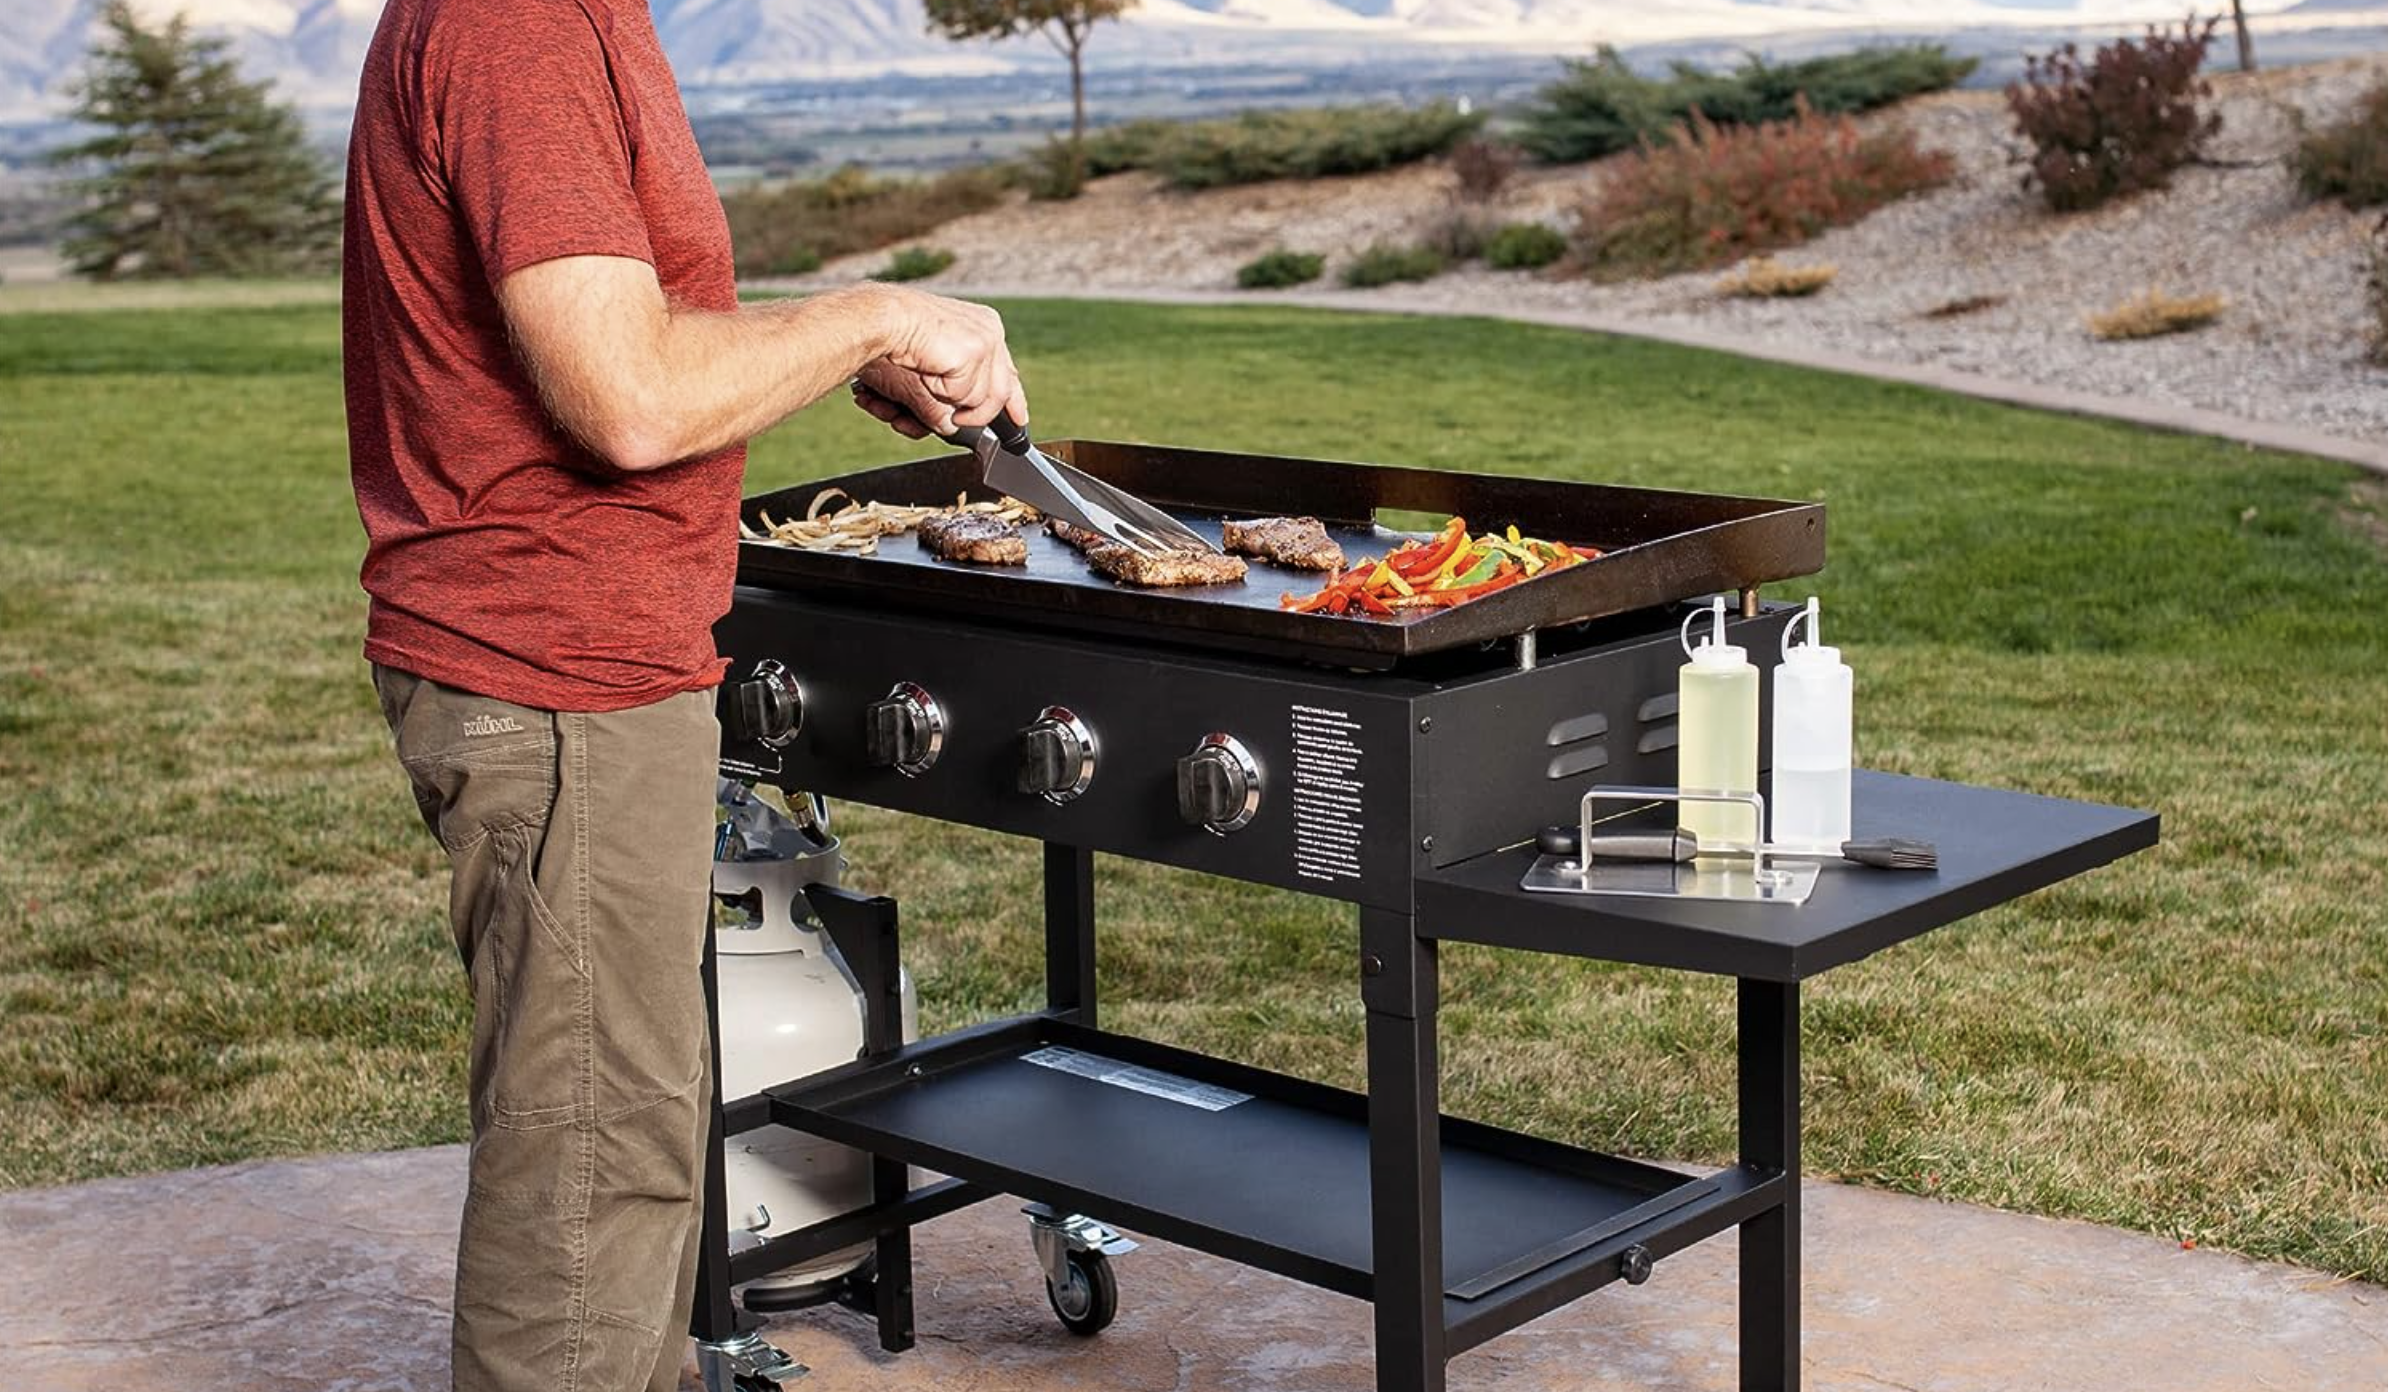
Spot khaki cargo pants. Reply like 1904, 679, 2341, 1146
374, 666, 719, 1392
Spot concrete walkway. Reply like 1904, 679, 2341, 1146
4, 1146, 2383, 1391
784, 281, 2388, 479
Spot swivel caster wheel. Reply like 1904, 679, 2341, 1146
696, 1330, 807, 1392
1045, 1247, 1117, 1337
1026, 1205, 1136, 1339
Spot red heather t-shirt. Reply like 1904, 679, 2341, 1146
343, 0, 739, 712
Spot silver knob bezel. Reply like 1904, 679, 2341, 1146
1027, 705, 1098, 804
1191, 732, 1262, 834
750, 659, 803, 748
883, 681, 945, 777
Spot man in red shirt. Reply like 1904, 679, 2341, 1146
342, 1, 1022, 1387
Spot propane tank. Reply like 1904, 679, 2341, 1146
1677, 596, 1760, 850
712, 780, 918, 1305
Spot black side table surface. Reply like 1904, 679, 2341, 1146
1419, 770, 2160, 980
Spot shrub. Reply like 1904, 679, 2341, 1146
2292, 79, 2388, 209
1419, 210, 1495, 262
765, 245, 822, 276
1485, 221, 1567, 270
1572, 101, 1954, 279
2085, 287, 2226, 340
1235, 249, 1325, 289
1924, 292, 2006, 319
873, 246, 956, 282
1016, 138, 1087, 201
1085, 103, 1483, 190
1340, 242, 1445, 288
2005, 20, 2220, 214
723, 165, 1006, 277
1519, 43, 1977, 164
1716, 256, 1837, 298
1449, 137, 1520, 200
1080, 120, 1175, 177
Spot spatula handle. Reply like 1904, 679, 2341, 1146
938, 410, 1033, 454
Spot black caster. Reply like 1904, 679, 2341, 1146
1045, 1246, 1118, 1337
696, 1330, 807, 1392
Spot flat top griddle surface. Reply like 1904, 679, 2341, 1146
771, 506, 1410, 614
737, 441, 1825, 668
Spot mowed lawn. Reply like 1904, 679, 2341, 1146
2, 289, 2383, 1282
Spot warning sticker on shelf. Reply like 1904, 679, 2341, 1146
1020, 1046, 1253, 1112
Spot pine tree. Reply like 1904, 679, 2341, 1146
47, 2, 337, 280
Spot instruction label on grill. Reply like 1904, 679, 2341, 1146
1021, 1046, 1252, 1111
1290, 703, 1365, 883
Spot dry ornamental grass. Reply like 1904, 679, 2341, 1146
1716, 256, 1839, 298
2086, 287, 2228, 341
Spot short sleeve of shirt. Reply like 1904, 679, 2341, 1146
425, 0, 656, 284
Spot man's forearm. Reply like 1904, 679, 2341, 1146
498, 254, 1018, 473
636, 286, 901, 467
614, 284, 900, 471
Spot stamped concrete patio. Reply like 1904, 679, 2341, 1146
3, 1145, 2382, 1391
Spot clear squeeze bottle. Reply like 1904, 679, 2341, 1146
1770, 597, 1854, 852
1677, 596, 1759, 850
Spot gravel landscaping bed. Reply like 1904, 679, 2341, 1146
783, 59, 2388, 446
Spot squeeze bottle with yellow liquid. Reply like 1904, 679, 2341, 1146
1677, 596, 1760, 849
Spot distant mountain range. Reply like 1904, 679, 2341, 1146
2, 0, 2375, 123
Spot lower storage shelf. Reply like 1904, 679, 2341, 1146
766, 1013, 1758, 1330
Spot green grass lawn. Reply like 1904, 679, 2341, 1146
2, 289, 2383, 1282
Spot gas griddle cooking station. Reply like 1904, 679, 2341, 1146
691, 442, 2159, 1392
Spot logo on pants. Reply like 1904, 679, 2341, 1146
462, 714, 528, 738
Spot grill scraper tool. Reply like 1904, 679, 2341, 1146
947, 413, 1220, 558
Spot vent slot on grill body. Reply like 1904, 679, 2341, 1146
1548, 745, 1611, 780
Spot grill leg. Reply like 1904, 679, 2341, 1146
692, 925, 745, 1345
1362, 908, 1445, 1392
810, 886, 919, 1354
1044, 843, 1097, 1026
1738, 978, 1801, 1392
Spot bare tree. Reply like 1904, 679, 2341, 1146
2229, 0, 2257, 73
923, 0, 1137, 152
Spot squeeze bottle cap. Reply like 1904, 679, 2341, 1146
1782, 596, 1841, 666
1680, 596, 1746, 666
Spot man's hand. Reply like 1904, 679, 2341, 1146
849, 290, 1027, 440
869, 288, 1028, 436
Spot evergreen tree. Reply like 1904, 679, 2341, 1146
47, 2, 337, 279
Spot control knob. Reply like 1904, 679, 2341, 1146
864, 682, 945, 777
722, 660, 802, 748
1176, 734, 1262, 835
1018, 707, 1098, 803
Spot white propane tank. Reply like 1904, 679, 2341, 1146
712, 782, 918, 1303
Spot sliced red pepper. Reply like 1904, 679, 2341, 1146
1356, 588, 1394, 617
1391, 520, 1467, 579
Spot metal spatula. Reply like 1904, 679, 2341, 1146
945, 413, 1220, 558
1537, 825, 1939, 871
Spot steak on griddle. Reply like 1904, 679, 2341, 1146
1048, 518, 1247, 587
1222, 516, 1345, 571
918, 512, 1028, 565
